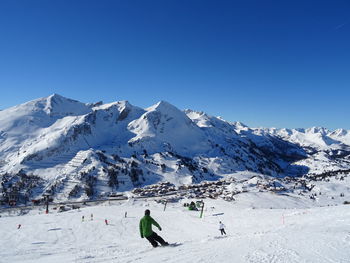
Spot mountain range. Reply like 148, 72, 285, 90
1, 94, 349, 203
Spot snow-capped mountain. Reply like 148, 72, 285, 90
0, 94, 349, 204
251, 127, 350, 174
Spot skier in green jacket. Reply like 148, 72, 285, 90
139, 209, 169, 247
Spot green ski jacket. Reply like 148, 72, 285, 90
139, 215, 161, 238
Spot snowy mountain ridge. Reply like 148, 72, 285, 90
0, 94, 349, 204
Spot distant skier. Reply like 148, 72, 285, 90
139, 209, 169, 248
219, 221, 226, 235
82, 215, 85, 222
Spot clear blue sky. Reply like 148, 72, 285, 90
0, 0, 349, 130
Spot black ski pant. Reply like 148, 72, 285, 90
146, 232, 167, 247
220, 229, 226, 235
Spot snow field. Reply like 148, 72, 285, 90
1, 197, 350, 263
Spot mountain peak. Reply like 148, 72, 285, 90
47, 93, 66, 100
146, 100, 178, 112
331, 128, 348, 137
43, 94, 91, 117
306, 127, 329, 134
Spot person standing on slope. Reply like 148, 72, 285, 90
139, 209, 169, 247
219, 221, 226, 235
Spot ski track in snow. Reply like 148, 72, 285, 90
1, 199, 350, 263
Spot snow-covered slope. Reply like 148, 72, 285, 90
254, 127, 350, 150
1, 198, 350, 263
0, 94, 349, 204
0, 94, 91, 156
128, 101, 208, 155
251, 127, 350, 174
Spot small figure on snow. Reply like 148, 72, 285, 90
82, 215, 85, 222
90, 214, 93, 221
188, 201, 197, 211
125, 211, 127, 218
219, 221, 226, 235
105, 219, 108, 225
139, 209, 169, 248
17, 224, 21, 229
